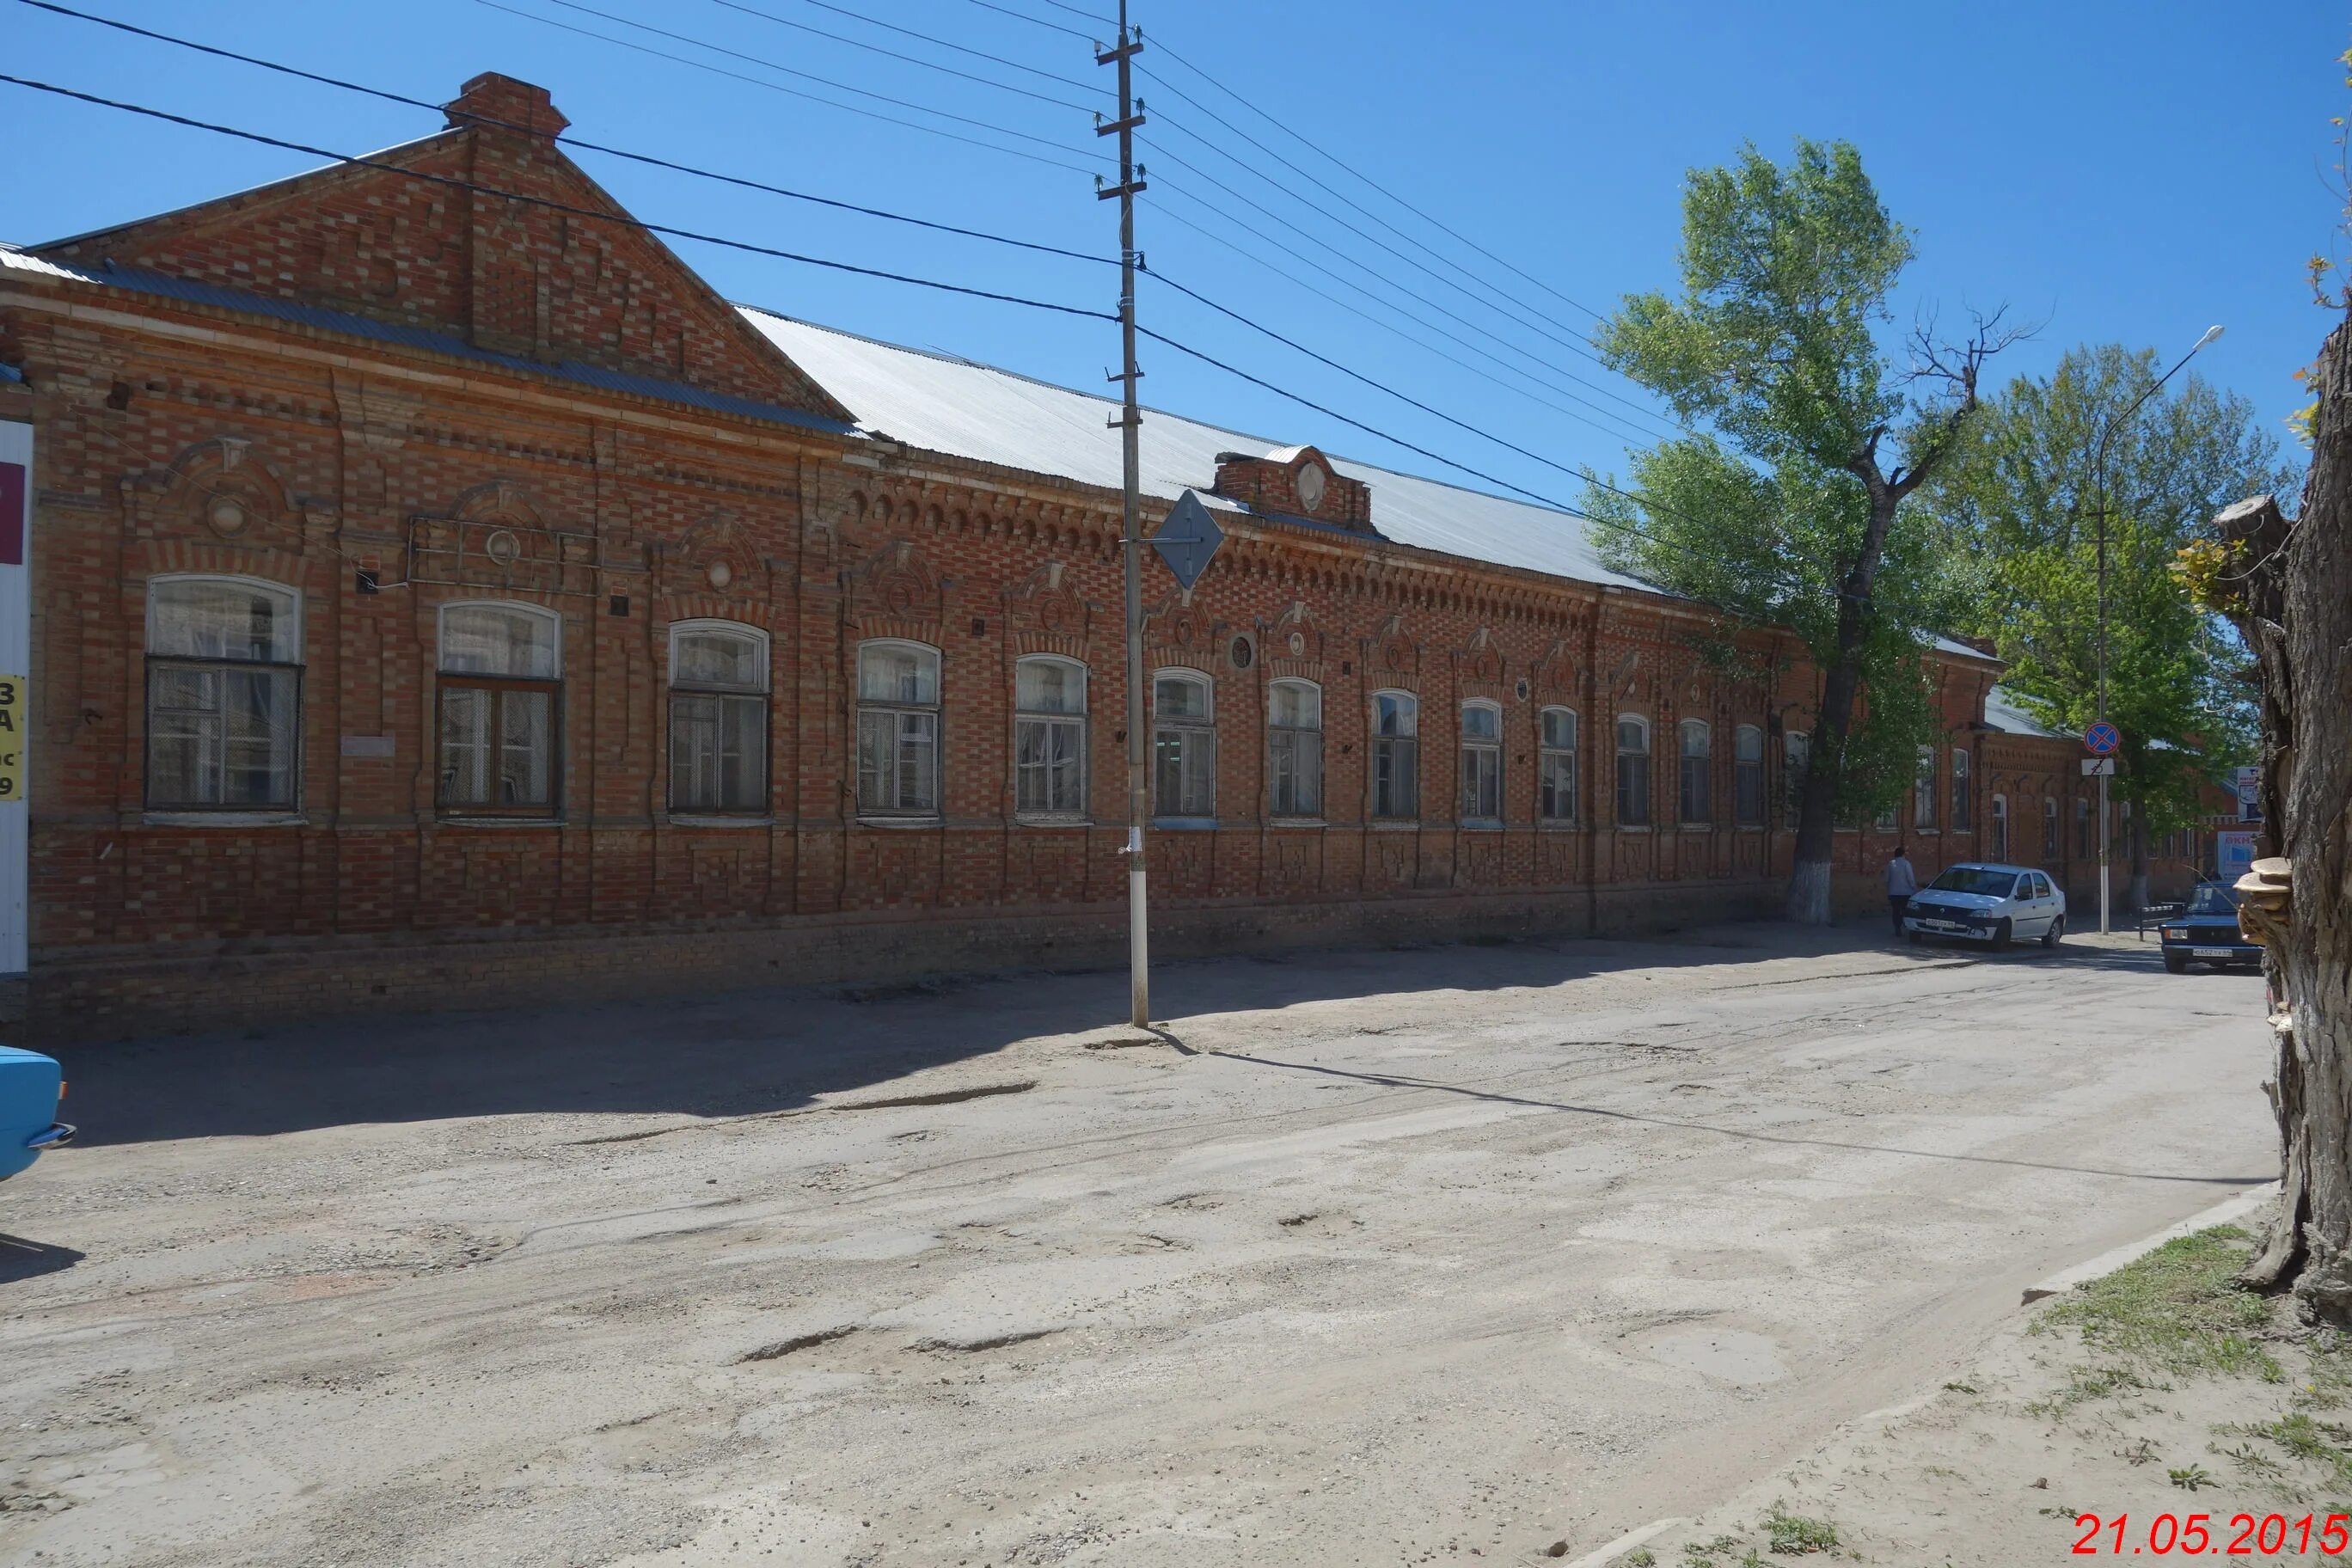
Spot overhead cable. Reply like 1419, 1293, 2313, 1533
746, 0, 1109, 97
14, 0, 1114, 266
694, 0, 1100, 112
0, 75, 1117, 322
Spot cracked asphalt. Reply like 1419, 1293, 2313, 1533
0, 922, 2273, 1565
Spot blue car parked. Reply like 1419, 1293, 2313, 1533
0, 1047, 72, 1180
2160, 882, 2263, 975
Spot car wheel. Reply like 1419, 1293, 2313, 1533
1989, 918, 2012, 953
2164, 951, 2187, 974
2042, 914, 2064, 948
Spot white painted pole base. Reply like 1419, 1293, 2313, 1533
1128, 858, 1148, 1028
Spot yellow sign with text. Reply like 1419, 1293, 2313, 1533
0, 674, 25, 804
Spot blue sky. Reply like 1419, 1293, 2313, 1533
3, 0, 2337, 506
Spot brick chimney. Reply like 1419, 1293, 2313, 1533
444, 73, 570, 139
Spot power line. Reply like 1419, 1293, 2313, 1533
1141, 193, 1661, 450
695, 0, 1100, 112
478, 0, 1108, 175
15, 0, 1116, 268
960, 0, 1093, 41
750, 0, 1108, 98
1143, 147, 1683, 444
1148, 31, 1610, 329
1020, 0, 1111, 26
0, 75, 1116, 322
1136, 64, 1623, 375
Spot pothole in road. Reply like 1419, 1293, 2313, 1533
908, 1327, 1060, 1354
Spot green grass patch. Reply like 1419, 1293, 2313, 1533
2036, 1227, 2280, 1382
1762, 1506, 1838, 1554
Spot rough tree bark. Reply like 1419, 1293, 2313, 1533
2226, 307, 2352, 1320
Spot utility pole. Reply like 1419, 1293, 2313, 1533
1097, 5, 1148, 1027
2090, 324, 2223, 935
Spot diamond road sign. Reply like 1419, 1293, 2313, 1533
2084, 720, 2121, 756
1149, 489, 1225, 590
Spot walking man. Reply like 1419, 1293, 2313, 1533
1885, 843, 1917, 938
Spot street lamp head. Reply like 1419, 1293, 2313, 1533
2194, 324, 2226, 351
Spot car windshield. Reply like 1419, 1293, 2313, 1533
1927, 867, 2022, 898
2186, 884, 2241, 917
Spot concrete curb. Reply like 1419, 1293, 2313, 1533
1559, 1516, 1689, 1568
2019, 1180, 2282, 1305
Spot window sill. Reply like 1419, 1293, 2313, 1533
1153, 816, 1218, 831
144, 812, 307, 829
1679, 822, 1712, 832
438, 816, 565, 829
667, 815, 775, 829
1614, 824, 1654, 833
1459, 819, 1504, 831
1268, 817, 1325, 829
1369, 818, 1422, 831
1537, 819, 1580, 830
1014, 814, 1090, 829
856, 815, 940, 829
1736, 824, 1767, 832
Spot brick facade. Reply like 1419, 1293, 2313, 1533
0, 77, 2196, 1040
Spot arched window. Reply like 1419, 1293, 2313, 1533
2043, 796, 2060, 860
1991, 793, 2010, 861
1677, 719, 1712, 825
145, 575, 302, 810
669, 621, 768, 815
1913, 744, 1938, 830
1460, 701, 1502, 824
1539, 707, 1577, 824
855, 640, 940, 816
1014, 655, 1087, 818
1784, 730, 1810, 823
1269, 679, 1322, 818
1734, 724, 1765, 825
1951, 748, 1971, 828
1153, 670, 1215, 820
438, 601, 560, 814
1615, 714, 1652, 828
1371, 690, 1419, 819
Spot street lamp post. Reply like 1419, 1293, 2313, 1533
2092, 324, 2224, 935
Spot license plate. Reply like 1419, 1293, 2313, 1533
2192, 947, 2238, 959
1925, 921, 1968, 933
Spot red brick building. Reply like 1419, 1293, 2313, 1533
0, 76, 2191, 1039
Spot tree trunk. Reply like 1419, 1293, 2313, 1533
1785, 489, 1902, 925
2127, 784, 2151, 916
2227, 307, 2352, 1320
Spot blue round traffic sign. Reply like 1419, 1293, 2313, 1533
2085, 720, 2121, 756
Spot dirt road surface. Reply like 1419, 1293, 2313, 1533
0, 926, 2273, 1566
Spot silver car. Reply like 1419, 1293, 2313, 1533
1902, 861, 2067, 952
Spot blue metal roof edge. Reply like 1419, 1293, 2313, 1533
18, 256, 863, 441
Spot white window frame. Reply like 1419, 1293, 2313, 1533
1991, 793, 2010, 861
144, 573, 304, 813
2043, 795, 2060, 861
1733, 724, 1764, 827
1615, 714, 1652, 828
1014, 654, 1088, 821
1459, 699, 1502, 826
1153, 668, 1216, 824
854, 638, 942, 819
1370, 689, 1420, 821
1538, 707, 1577, 825
1677, 718, 1712, 826
437, 599, 562, 817
1951, 747, 1972, 830
1268, 677, 1323, 820
1913, 744, 1938, 830
667, 619, 769, 818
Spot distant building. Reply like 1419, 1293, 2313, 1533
0, 76, 2206, 1038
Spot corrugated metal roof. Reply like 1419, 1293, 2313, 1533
0, 250, 862, 440
1985, 686, 2061, 737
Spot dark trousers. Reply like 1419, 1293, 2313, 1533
1889, 893, 1911, 934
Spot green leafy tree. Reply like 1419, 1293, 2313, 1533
1926, 346, 2296, 909
1584, 138, 2020, 922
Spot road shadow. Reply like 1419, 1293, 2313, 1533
41, 916, 2135, 1148
0, 1232, 84, 1283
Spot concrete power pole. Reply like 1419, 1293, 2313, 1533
1097, 5, 1149, 1028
